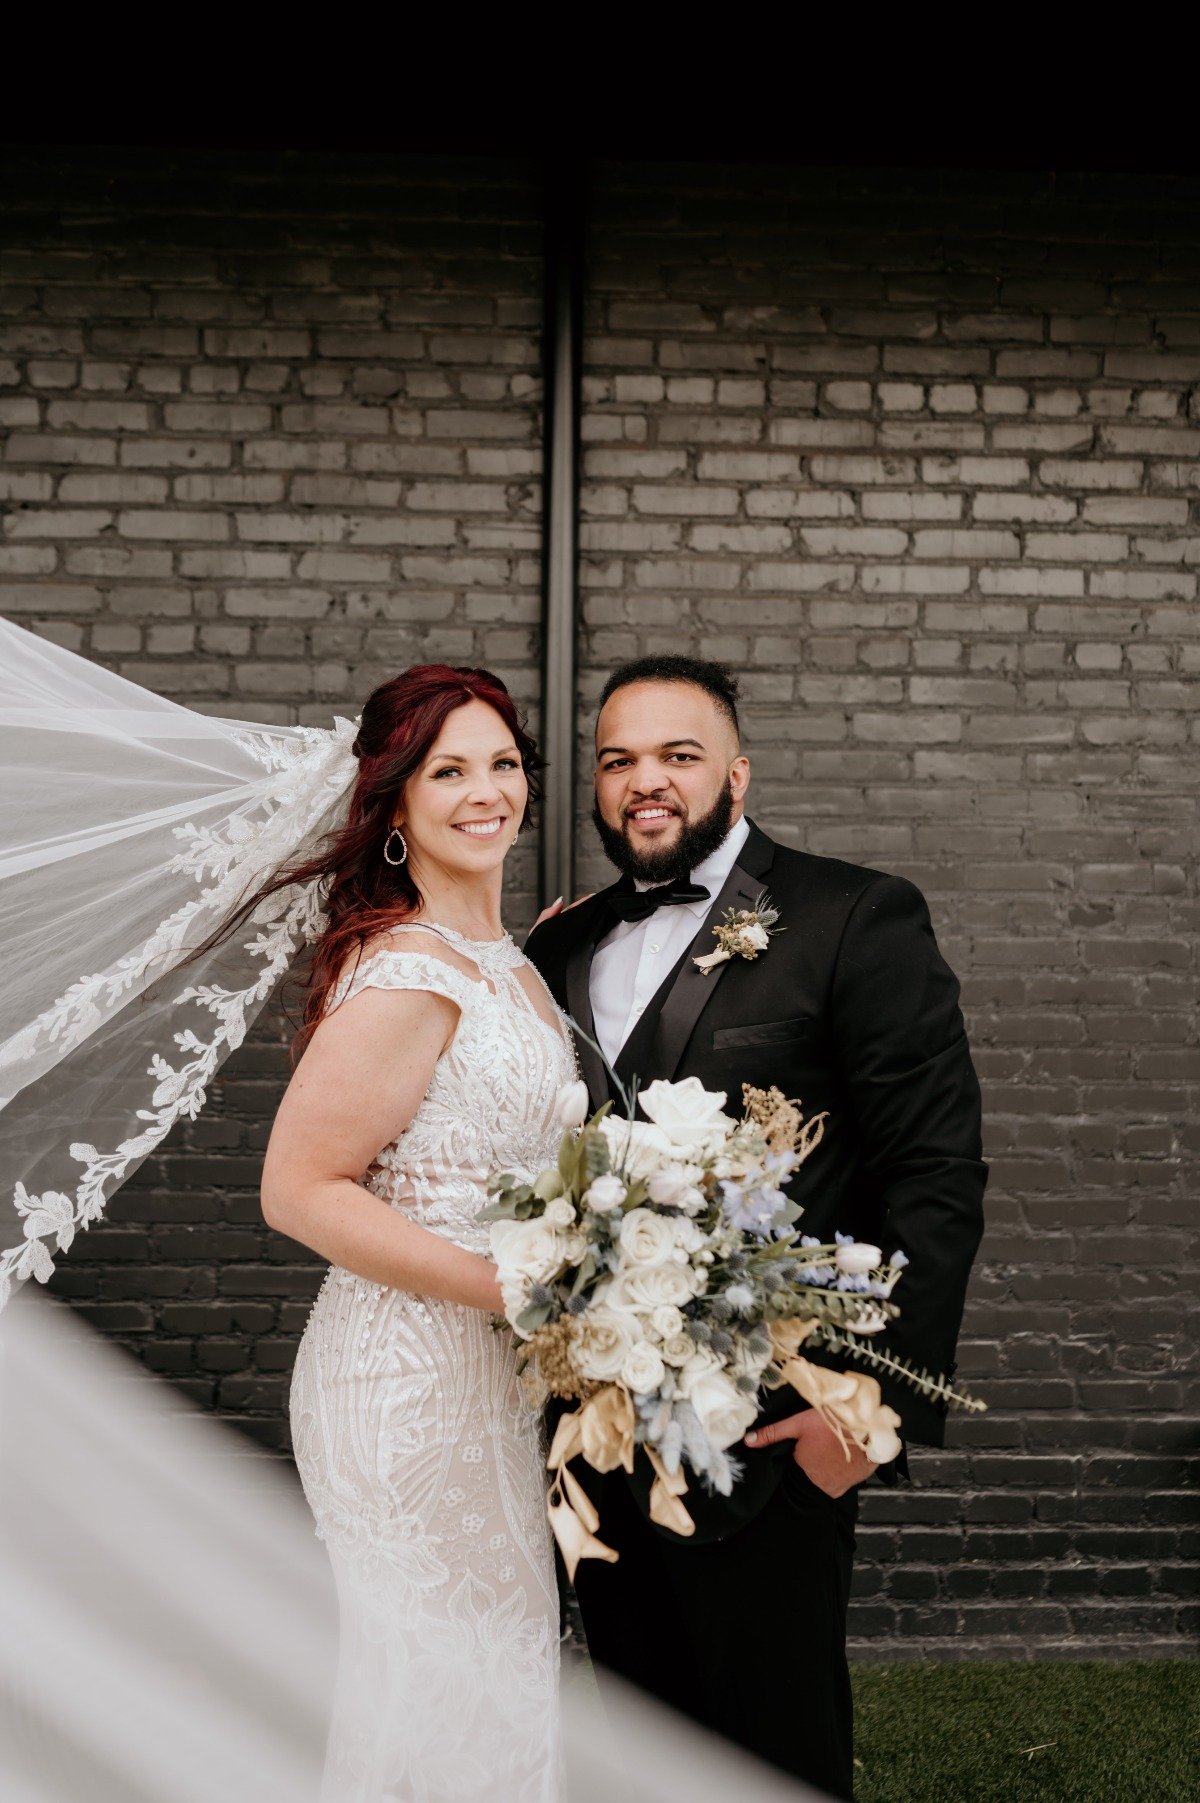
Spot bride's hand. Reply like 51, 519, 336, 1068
528, 893, 593, 933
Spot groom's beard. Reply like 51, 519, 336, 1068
592, 779, 736, 885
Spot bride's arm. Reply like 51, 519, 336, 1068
260, 985, 502, 1313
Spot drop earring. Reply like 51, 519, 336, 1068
383, 826, 408, 867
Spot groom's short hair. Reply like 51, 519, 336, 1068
597, 655, 741, 742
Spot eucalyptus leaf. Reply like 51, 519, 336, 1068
476, 1196, 519, 1222
568, 1251, 597, 1299
515, 1300, 553, 1335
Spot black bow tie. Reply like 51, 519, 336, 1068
609, 879, 710, 925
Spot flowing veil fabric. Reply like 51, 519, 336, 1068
0, 617, 358, 1307
0, 1294, 820, 1803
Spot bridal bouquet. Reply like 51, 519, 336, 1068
480, 1076, 983, 1577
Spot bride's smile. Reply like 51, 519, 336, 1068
393, 697, 530, 889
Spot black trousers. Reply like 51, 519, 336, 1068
572, 1458, 859, 1802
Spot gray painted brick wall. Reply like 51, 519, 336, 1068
2, 151, 1196, 1661
576, 163, 1198, 1661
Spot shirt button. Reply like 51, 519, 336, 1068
649, 942, 659, 953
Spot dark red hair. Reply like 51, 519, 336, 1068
215, 664, 543, 1058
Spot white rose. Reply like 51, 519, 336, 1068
646, 1162, 702, 1206
554, 1080, 590, 1128
620, 1342, 666, 1394
489, 1217, 568, 1287
619, 1262, 696, 1311
676, 1185, 708, 1215
618, 1208, 678, 1267
681, 1364, 759, 1451
835, 1242, 882, 1276
598, 1114, 674, 1179
650, 1304, 685, 1339
739, 922, 770, 952
637, 1077, 735, 1159
678, 1345, 722, 1384
661, 1332, 696, 1367
669, 1217, 707, 1256
543, 1196, 576, 1228
583, 1173, 627, 1214
573, 1306, 640, 1382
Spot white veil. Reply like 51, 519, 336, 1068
0, 617, 359, 1307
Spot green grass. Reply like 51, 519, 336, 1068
851, 1661, 1199, 1803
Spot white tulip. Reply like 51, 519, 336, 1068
834, 1242, 882, 1276
583, 1174, 627, 1214
554, 1080, 590, 1128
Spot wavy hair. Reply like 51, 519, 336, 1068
212, 664, 542, 1059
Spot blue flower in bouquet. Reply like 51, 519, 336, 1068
718, 1174, 790, 1236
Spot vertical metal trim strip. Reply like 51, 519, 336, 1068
537, 163, 583, 910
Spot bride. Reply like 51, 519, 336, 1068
252, 663, 574, 1802
0, 624, 571, 1801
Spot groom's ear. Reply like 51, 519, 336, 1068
730, 753, 751, 802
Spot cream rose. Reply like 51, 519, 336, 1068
618, 1262, 696, 1311
638, 1077, 734, 1159
573, 1306, 641, 1383
660, 1331, 695, 1367
489, 1217, 568, 1287
618, 1207, 678, 1267
739, 922, 770, 953
543, 1196, 576, 1229
620, 1342, 666, 1395
680, 1362, 758, 1450
646, 1162, 704, 1206
650, 1304, 685, 1339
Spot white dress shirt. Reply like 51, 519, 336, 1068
589, 814, 751, 1066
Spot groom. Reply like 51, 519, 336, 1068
524, 656, 987, 1801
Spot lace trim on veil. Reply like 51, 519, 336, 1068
0, 718, 357, 1309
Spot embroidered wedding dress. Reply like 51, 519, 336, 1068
289, 923, 575, 1803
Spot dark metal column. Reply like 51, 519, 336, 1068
537, 162, 584, 910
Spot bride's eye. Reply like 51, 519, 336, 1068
495, 758, 519, 771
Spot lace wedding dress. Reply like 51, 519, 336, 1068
289, 923, 576, 1803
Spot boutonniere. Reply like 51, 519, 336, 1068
693, 890, 783, 975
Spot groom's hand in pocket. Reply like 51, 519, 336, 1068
743, 1410, 878, 1498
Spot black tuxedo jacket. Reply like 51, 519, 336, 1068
524, 818, 987, 1540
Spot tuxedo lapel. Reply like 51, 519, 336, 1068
614, 819, 777, 1090
564, 894, 619, 1107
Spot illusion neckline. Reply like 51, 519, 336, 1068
405, 919, 512, 948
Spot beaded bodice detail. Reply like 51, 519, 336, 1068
326, 923, 577, 1255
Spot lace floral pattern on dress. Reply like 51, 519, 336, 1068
289, 926, 577, 1803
